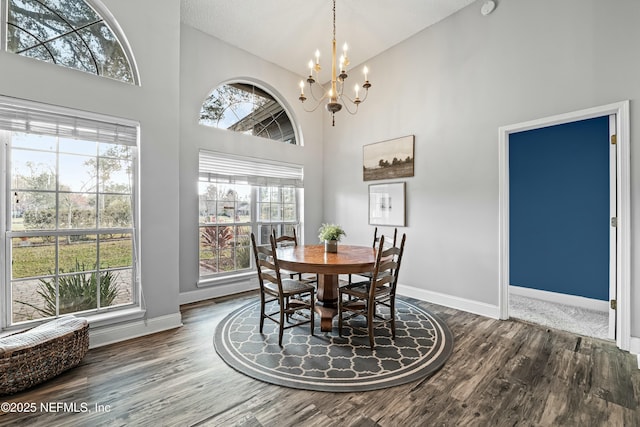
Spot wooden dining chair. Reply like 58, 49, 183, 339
251, 233, 315, 346
348, 227, 398, 285
272, 228, 298, 247
338, 233, 406, 349
272, 229, 317, 284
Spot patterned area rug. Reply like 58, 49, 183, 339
213, 298, 454, 392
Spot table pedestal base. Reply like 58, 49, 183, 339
316, 273, 339, 332
275, 245, 377, 333
315, 304, 337, 332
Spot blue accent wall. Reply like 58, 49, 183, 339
509, 116, 609, 301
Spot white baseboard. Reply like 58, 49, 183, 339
89, 312, 183, 349
179, 280, 258, 305
397, 283, 500, 319
509, 285, 609, 313
629, 337, 640, 362
180, 280, 500, 320
629, 337, 640, 368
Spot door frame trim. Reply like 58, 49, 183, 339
608, 114, 617, 340
498, 100, 630, 351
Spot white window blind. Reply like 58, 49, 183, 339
0, 98, 137, 146
199, 150, 303, 187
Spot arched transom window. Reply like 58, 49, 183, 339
6, 0, 137, 84
199, 83, 298, 145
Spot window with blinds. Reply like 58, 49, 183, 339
198, 150, 303, 280
0, 97, 139, 326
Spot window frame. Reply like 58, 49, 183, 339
199, 81, 300, 146
197, 151, 303, 284
197, 181, 302, 282
0, 96, 141, 329
198, 180, 253, 279
1, 0, 140, 85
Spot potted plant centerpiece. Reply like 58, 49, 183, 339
318, 223, 346, 253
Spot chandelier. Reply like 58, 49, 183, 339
298, 0, 371, 126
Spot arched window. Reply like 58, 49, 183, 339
5, 0, 137, 84
199, 83, 298, 145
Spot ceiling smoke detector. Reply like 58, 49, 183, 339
481, 1, 496, 16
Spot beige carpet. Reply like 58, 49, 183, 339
510, 294, 609, 340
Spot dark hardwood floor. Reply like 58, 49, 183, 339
1, 291, 638, 426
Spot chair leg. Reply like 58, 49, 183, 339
338, 296, 343, 337
278, 305, 285, 347
259, 293, 266, 333
368, 303, 375, 349
338, 294, 344, 338
309, 293, 315, 336
285, 296, 290, 322
390, 298, 396, 339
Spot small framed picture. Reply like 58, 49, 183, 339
369, 182, 405, 226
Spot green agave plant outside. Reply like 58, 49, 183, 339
16, 260, 120, 317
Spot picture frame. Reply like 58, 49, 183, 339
363, 135, 414, 181
369, 182, 406, 226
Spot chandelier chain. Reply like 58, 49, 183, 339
333, 0, 336, 41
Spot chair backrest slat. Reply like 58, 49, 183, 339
378, 259, 398, 273
251, 233, 284, 296
273, 228, 297, 247
369, 233, 406, 297
372, 227, 398, 249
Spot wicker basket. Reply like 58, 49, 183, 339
0, 317, 89, 395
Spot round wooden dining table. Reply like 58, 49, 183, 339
275, 244, 377, 332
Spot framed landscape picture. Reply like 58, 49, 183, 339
363, 135, 414, 181
369, 182, 406, 226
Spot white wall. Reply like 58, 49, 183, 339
178, 25, 325, 302
322, 0, 640, 338
0, 0, 182, 337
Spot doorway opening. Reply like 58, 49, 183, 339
498, 101, 630, 351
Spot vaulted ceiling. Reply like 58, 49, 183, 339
180, 0, 477, 77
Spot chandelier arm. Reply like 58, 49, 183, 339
302, 101, 325, 113
340, 98, 359, 115
339, 89, 368, 107
340, 92, 356, 104
306, 81, 330, 103
336, 78, 346, 97
302, 93, 330, 113
357, 88, 370, 103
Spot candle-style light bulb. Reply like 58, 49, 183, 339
308, 60, 314, 75
298, 80, 307, 102
363, 66, 369, 81
315, 49, 320, 65
354, 84, 360, 98
342, 42, 350, 67
339, 55, 345, 71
